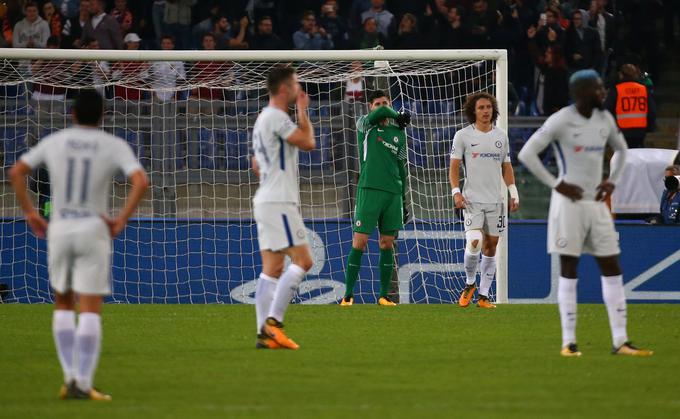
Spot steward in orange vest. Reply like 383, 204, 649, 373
605, 64, 656, 148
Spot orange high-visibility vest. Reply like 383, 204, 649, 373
615, 81, 648, 129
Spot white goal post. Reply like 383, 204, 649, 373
0, 48, 509, 304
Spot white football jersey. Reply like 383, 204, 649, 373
252, 106, 300, 205
518, 106, 628, 201
450, 124, 511, 204
20, 126, 143, 222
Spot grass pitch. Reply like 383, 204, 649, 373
1, 304, 679, 419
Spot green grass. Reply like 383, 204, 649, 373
2, 304, 679, 419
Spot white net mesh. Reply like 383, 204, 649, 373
0, 52, 500, 304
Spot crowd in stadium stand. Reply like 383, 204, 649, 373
0, 0, 672, 118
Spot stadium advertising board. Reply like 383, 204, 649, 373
1, 220, 678, 303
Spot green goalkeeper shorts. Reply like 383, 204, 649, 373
353, 187, 403, 236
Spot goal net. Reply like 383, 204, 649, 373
0, 49, 507, 304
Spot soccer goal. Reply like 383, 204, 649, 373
0, 48, 508, 304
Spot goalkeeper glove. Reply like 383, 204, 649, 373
396, 111, 411, 129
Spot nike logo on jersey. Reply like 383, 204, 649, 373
471, 143, 479, 147
377, 128, 384, 132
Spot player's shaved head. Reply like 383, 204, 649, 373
73, 89, 104, 126
569, 69, 599, 92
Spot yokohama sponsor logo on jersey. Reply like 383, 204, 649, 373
573, 145, 605, 153
472, 152, 502, 160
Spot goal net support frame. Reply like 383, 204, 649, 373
0, 48, 509, 304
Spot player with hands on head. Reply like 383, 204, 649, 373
341, 90, 410, 306
9, 89, 149, 401
450, 92, 519, 309
518, 69, 653, 357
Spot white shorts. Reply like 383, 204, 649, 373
463, 202, 505, 236
547, 193, 620, 257
253, 202, 308, 252
47, 218, 112, 295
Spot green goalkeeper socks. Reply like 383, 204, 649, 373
344, 247, 364, 298
345, 247, 394, 298
379, 248, 394, 298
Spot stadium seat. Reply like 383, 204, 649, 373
529, 100, 541, 117
391, 98, 403, 111
299, 127, 331, 169
427, 100, 453, 114
197, 128, 216, 169
223, 130, 249, 170
234, 100, 248, 116
114, 128, 143, 159
1, 127, 28, 166
237, 130, 250, 170
406, 127, 427, 168
402, 100, 423, 114
431, 127, 456, 169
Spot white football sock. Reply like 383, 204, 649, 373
268, 264, 306, 323
75, 313, 101, 392
558, 276, 578, 347
601, 275, 628, 348
255, 273, 277, 333
464, 250, 480, 286
479, 255, 496, 297
52, 310, 76, 383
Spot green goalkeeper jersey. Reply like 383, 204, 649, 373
356, 106, 408, 195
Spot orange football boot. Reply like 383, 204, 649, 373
263, 317, 300, 350
458, 284, 476, 307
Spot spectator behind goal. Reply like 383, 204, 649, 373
13, 2, 50, 48
604, 64, 657, 149
81, 0, 123, 49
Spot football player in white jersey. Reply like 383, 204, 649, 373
518, 69, 652, 357
9, 90, 149, 400
250, 65, 315, 350
449, 92, 520, 309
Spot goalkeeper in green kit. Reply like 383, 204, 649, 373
341, 90, 411, 306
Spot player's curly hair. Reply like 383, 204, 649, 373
463, 92, 499, 124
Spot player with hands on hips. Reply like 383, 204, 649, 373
518, 69, 652, 357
